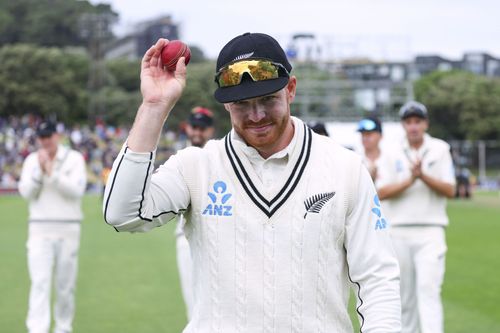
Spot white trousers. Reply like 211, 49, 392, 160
390, 226, 447, 333
175, 216, 194, 320
26, 223, 81, 333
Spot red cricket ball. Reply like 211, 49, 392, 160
161, 40, 191, 71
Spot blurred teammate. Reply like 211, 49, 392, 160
103, 33, 401, 332
378, 101, 455, 333
176, 106, 215, 319
18, 121, 87, 333
308, 121, 329, 136
357, 117, 383, 182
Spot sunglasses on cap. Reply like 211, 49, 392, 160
215, 59, 289, 88
358, 119, 377, 131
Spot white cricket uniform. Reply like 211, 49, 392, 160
377, 133, 455, 333
360, 150, 388, 188
104, 117, 401, 333
175, 214, 195, 319
18, 145, 87, 333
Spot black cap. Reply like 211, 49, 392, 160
36, 121, 57, 137
357, 117, 382, 133
189, 107, 214, 128
214, 32, 292, 103
399, 101, 428, 120
308, 121, 329, 136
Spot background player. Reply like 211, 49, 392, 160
357, 116, 383, 182
175, 106, 215, 319
18, 121, 87, 333
378, 101, 455, 333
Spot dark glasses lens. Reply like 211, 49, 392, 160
358, 119, 376, 131
215, 59, 288, 87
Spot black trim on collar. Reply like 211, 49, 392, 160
225, 124, 312, 218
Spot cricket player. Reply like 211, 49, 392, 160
103, 33, 401, 332
176, 106, 215, 319
357, 117, 383, 182
18, 121, 87, 333
377, 101, 456, 333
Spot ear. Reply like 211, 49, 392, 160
223, 103, 232, 112
286, 76, 297, 102
423, 119, 429, 131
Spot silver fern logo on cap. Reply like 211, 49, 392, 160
232, 52, 254, 62
304, 192, 335, 218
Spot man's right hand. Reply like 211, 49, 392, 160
127, 39, 188, 152
140, 38, 187, 112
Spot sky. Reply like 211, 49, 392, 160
91, 0, 500, 62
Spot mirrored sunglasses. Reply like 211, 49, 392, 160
358, 119, 377, 131
215, 59, 289, 88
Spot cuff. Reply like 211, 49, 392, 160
122, 144, 157, 163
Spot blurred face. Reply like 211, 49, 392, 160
402, 116, 428, 146
224, 77, 296, 158
361, 131, 382, 152
37, 133, 59, 156
186, 124, 214, 148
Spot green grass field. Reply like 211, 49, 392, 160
1, 192, 499, 332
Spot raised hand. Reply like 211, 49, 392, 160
140, 38, 187, 110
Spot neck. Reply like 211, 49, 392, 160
365, 147, 380, 161
48, 146, 58, 159
409, 139, 424, 150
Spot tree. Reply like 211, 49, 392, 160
0, 0, 117, 47
0, 44, 89, 123
187, 45, 206, 64
414, 70, 500, 140
170, 61, 231, 135
91, 59, 229, 131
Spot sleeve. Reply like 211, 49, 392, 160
46, 152, 87, 199
344, 163, 401, 332
18, 154, 43, 200
375, 152, 396, 190
103, 144, 190, 233
436, 144, 456, 185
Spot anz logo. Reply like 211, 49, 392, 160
202, 181, 233, 217
371, 195, 387, 230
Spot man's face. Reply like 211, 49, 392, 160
361, 131, 382, 151
402, 116, 428, 145
224, 77, 296, 156
37, 133, 59, 155
186, 124, 214, 148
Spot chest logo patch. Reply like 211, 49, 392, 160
202, 181, 233, 217
304, 192, 335, 218
371, 194, 387, 230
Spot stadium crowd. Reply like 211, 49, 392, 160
0, 115, 186, 193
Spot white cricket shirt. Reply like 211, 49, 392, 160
377, 134, 455, 226
104, 117, 401, 333
18, 145, 87, 223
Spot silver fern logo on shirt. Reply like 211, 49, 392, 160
202, 181, 233, 216
304, 192, 335, 218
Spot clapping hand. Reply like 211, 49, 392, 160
38, 149, 53, 176
410, 159, 422, 180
